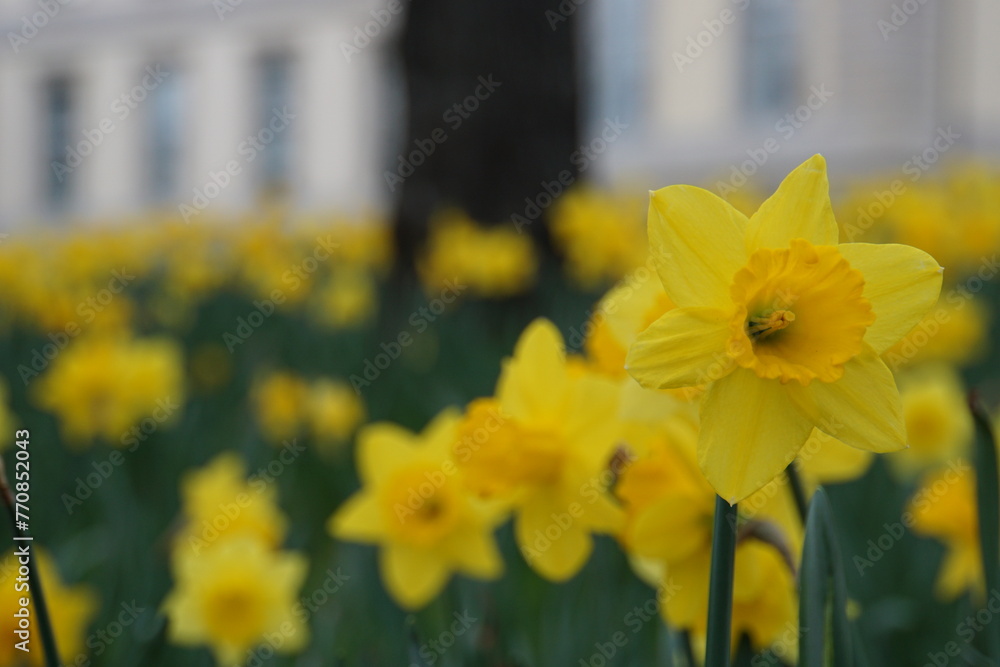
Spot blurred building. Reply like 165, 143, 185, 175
2, 0, 1000, 226
0, 0, 390, 226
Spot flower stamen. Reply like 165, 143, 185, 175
747, 310, 795, 340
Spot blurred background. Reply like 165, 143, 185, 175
1, 0, 999, 666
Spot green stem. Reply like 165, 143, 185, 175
705, 495, 738, 667
0, 458, 60, 667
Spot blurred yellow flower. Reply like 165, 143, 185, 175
883, 296, 989, 371
888, 365, 973, 477
908, 465, 983, 600
175, 452, 288, 556
472, 318, 625, 581
550, 187, 647, 287
31, 335, 184, 447
0, 549, 98, 667
251, 371, 310, 444
163, 537, 308, 665
309, 267, 377, 329
419, 210, 537, 298
793, 428, 873, 486
330, 409, 506, 609
627, 155, 943, 503
305, 379, 366, 447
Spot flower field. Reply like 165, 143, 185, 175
0, 156, 998, 666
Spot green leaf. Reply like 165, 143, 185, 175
799, 487, 854, 667
970, 396, 1000, 662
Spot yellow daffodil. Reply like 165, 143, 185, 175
31, 334, 184, 447
175, 452, 288, 556
909, 466, 984, 600
626, 155, 943, 503
330, 409, 506, 609
163, 537, 308, 664
462, 319, 625, 581
0, 550, 98, 667
305, 378, 366, 447
793, 428, 873, 486
251, 371, 310, 444
888, 365, 973, 477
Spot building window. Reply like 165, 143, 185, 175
45, 76, 74, 212
742, 0, 798, 118
256, 52, 293, 197
147, 63, 182, 205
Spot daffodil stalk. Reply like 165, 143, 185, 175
704, 496, 737, 667
0, 457, 60, 667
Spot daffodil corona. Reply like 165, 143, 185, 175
627, 155, 943, 503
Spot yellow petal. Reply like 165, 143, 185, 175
630, 494, 711, 562
698, 369, 814, 504
515, 492, 593, 581
563, 372, 622, 471
497, 318, 568, 421
380, 544, 450, 609
837, 243, 943, 353
788, 345, 906, 453
358, 423, 414, 484
445, 527, 504, 580
626, 307, 734, 389
648, 186, 749, 309
746, 154, 839, 250
329, 492, 384, 542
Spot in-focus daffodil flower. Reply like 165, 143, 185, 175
626, 155, 943, 503
330, 410, 506, 609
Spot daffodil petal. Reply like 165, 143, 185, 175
837, 243, 943, 353
515, 493, 592, 581
698, 368, 814, 504
445, 527, 503, 579
629, 494, 710, 562
787, 344, 906, 453
746, 154, 839, 249
497, 318, 568, 421
626, 307, 734, 390
329, 492, 383, 542
380, 545, 450, 609
358, 423, 414, 484
648, 186, 749, 308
